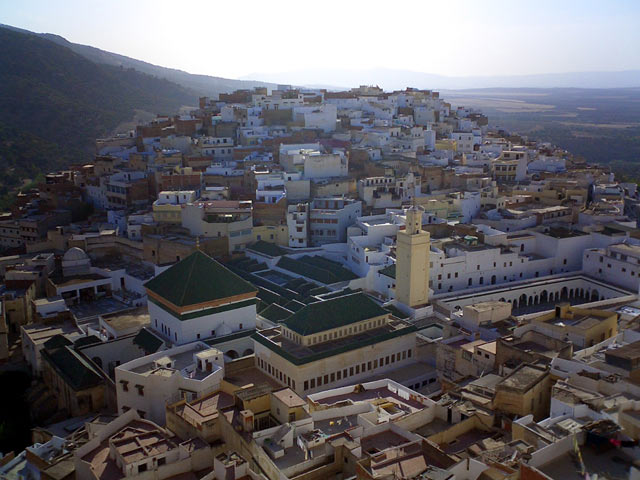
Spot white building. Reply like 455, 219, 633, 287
286, 203, 309, 248
583, 243, 640, 292
357, 173, 421, 209
144, 251, 258, 345
115, 342, 224, 424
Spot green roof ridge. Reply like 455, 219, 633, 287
145, 250, 257, 307
283, 292, 388, 336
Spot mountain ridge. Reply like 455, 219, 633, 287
0, 26, 197, 200
0, 23, 276, 96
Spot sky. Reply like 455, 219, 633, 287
1, 0, 640, 80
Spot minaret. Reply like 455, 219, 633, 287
396, 205, 430, 308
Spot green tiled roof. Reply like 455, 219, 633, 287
298, 256, 358, 281
144, 250, 257, 307
283, 292, 388, 336
258, 303, 293, 322
247, 240, 287, 257
276, 256, 356, 284
379, 264, 396, 279
41, 346, 103, 391
284, 299, 305, 312
384, 304, 410, 319
133, 328, 164, 354
253, 323, 417, 366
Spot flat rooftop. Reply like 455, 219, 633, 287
498, 364, 547, 392
70, 297, 131, 322
546, 313, 606, 330
129, 350, 220, 381
172, 390, 235, 426
102, 307, 149, 331
224, 365, 282, 390
313, 386, 426, 414
539, 446, 634, 480
49, 273, 109, 288
362, 430, 412, 455
22, 322, 81, 345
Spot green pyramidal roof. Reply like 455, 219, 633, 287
283, 292, 388, 336
144, 250, 257, 307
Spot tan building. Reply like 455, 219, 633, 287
2, 280, 36, 333
494, 363, 551, 421
522, 304, 618, 349
395, 205, 430, 309
497, 330, 573, 367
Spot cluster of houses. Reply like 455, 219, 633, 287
0, 84, 639, 480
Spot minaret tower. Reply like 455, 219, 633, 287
396, 205, 430, 308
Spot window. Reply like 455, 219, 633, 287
120, 380, 129, 392
304, 380, 309, 391
136, 385, 144, 396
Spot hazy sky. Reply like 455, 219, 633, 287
2, 0, 639, 79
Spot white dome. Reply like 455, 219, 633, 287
215, 323, 233, 337
63, 247, 88, 262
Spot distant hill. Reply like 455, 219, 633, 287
242, 67, 640, 90
1, 24, 276, 96
0, 26, 196, 198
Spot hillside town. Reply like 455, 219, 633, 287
0, 85, 639, 480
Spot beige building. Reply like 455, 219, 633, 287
519, 304, 618, 349
181, 200, 253, 253
253, 292, 417, 396
494, 363, 551, 421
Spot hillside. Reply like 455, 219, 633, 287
444, 88, 640, 180
1, 24, 276, 96
0, 26, 196, 197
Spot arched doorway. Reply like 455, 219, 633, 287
540, 290, 548, 304
519, 293, 528, 307
243, 348, 254, 357
226, 350, 239, 360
